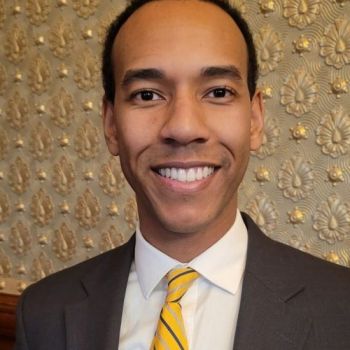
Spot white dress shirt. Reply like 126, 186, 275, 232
119, 210, 248, 349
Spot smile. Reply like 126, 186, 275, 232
157, 166, 215, 183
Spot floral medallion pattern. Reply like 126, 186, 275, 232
99, 158, 126, 197
72, 0, 100, 18
313, 194, 350, 244
0, 0, 5, 29
52, 156, 76, 195
245, 192, 278, 234
29, 122, 54, 161
251, 116, 280, 159
280, 68, 318, 117
9, 221, 32, 256
30, 189, 54, 227
278, 155, 314, 201
283, 0, 321, 29
30, 252, 53, 282
75, 189, 101, 229
259, 0, 276, 14
0, 129, 8, 160
52, 223, 77, 262
26, 0, 51, 26
74, 120, 100, 160
124, 197, 138, 231
28, 55, 51, 95
6, 91, 29, 130
0, 63, 7, 95
48, 19, 75, 59
254, 25, 284, 75
73, 51, 99, 91
99, 226, 125, 252
316, 106, 350, 158
4, 24, 27, 63
0, 248, 11, 277
49, 88, 75, 128
8, 157, 31, 194
0, 191, 9, 224
320, 17, 350, 69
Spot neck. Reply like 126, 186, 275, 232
140, 212, 237, 262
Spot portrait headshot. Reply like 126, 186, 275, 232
0, 0, 349, 349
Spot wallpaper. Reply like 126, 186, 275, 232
0, 0, 349, 295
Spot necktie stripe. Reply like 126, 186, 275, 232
168, 270, 197, 286
162, 305, 187, 343
160, 315, 185, 350
150, 267, 199, 350
167, 280, 198, 302
168, 274, 198, 292
164, 304, 186, 334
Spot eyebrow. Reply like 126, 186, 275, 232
200, 65, 242, 81
121, 68, 165, 86
121, 65, 243, 87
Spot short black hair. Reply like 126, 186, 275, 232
102, 0, 258, 103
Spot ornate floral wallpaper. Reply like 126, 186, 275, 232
0, 0, 349, 295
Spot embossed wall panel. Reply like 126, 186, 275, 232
0, 0, 349, 295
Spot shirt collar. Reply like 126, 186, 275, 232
135, 210, 248, 298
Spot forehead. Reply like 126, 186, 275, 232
113, 0, 248, 80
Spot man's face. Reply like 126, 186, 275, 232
103, 0, 263, 243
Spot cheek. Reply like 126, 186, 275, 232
117, 111, 156, 153
212, 111, 252, 156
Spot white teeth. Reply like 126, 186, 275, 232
196, 168, 203, 180
157, 166, 215, 182
165, 168, 171, 178
187, 168, 196, 182
171, 168, 177, 180
178, 169, 186, 182
203, 166, 209, 177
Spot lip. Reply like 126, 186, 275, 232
151, 160, 219, 169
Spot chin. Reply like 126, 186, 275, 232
163, 221, 206, 235
158, 209, 216, 235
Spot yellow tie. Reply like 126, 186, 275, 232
150, 267, 199, 350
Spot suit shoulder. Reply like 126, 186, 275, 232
265, 235, 350, 292
242, 212, 350, 292
20, 236, 135, 309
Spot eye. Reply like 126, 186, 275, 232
133, 90, 163, 101
207, 87, 234, 98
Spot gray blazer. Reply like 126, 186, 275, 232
15, 213, 350, 350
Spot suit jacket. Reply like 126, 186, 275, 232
15, 213, 350, 350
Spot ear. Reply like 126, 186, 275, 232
102, 96, 119, 156
249, 90, 264, 151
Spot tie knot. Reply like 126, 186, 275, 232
165, 267, 199, 303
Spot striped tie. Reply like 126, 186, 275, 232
150, 267, 199, 350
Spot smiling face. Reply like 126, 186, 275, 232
103, 0, 264, 253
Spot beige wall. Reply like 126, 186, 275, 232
0, 0, 349, 295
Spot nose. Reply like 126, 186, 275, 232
160, 94, 210, 146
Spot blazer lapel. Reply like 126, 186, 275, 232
65, 235, 135, 350
234, 214, 312, 350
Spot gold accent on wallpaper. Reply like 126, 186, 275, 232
0, 0, 349, 295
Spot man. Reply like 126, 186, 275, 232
15, 0, 350, 349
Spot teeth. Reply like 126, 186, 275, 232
158, 166, 215, 182
187, 168, 196, 182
